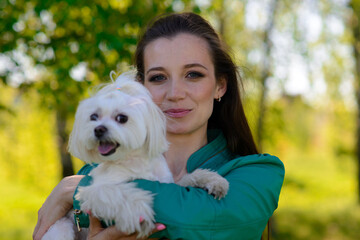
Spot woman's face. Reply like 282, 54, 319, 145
143, 33, 226, 136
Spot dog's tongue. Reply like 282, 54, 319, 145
98, 142, 116, 155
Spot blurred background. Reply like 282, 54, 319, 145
1, 0, 360, 239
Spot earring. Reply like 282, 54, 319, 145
216, 97, 221, 102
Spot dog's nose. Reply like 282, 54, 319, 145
94, 125, 107, 138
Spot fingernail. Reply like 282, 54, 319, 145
157, 224, 166, 231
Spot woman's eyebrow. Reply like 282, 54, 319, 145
184, 63, 208, 70
146, 66, 165, 74
146, 63, 208, 75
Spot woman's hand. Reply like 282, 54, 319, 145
33, 175, 85, 240
88, 215, 166, 240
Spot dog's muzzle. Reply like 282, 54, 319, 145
94, 125, 120, 156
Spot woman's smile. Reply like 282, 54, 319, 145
163, 108, 192, 118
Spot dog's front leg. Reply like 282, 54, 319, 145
75, 182, 155, 238
177, 169, 229, 199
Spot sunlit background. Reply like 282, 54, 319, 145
1, 0, 360, 239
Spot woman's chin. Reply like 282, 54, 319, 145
166, 124, 207, 137
166, 127, 188, 135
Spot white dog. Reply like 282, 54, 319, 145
42, 71, 229, 240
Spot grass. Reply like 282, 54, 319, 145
273, 147, 360, 240
0, 182, 50, 239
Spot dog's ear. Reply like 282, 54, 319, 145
68, 100, 87, 161
143, 98, 169, 159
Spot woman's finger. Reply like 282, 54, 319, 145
33, 210, 43, 239
88, 215, 135, 239
144, 223, 167, 240
88, 216, 166, 240
152, 223, 166, 234
88, 214, 104, 236
33, 207, 52, 240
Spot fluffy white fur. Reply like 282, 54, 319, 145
42, 71, 229, 240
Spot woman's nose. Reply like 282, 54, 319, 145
166, 78, 186, 101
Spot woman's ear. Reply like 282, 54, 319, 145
216, 77, 227, 99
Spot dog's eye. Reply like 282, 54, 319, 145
115, 114, 128, 124
90, 113, 98, 121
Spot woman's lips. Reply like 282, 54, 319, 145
164, 108, 192, 118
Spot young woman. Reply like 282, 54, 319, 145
33, 12, 284, 240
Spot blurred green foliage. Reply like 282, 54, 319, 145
1, 0, 360, 239
0, 0, 188, 176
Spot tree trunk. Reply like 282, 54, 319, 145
350, 0, 360, 203
55, 109, 74, 177
255, 0, 279, 238
216, 0, 226, 37
256, 0, 278, 152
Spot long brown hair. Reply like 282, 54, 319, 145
135, 12, 258, 156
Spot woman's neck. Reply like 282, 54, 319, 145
164, 129, 208, 183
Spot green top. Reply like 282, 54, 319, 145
74, 129, 285, 240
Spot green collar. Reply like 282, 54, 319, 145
73, 175, 93, 228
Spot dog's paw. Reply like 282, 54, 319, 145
203, 174, 229, 200
178, 169, 229, 200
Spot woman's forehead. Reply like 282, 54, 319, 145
143, 33, 213, 70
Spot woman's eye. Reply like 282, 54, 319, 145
149, 74, 166, 82
115, 114, 128, 124
186, 71, 204, 79
90, 113, 98, 121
